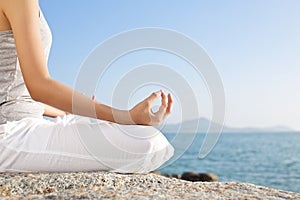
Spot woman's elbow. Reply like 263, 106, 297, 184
29, 88, 41, 102
25, 77, 52, 103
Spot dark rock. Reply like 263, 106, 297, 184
181, 172, 218, 182
181, 172, 199, 182
198, 173, 218, 182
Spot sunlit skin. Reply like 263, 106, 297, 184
0, 0, 173, 125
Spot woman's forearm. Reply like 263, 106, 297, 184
31, 77, 131, 123
94, 103, 133, 125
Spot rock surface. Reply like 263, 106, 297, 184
0, 171, 299, 199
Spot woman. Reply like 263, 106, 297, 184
0, 0, 174, 173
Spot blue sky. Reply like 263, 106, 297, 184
40, 0, 300, 130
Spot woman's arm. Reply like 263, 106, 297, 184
2, 0, 172, 125
43, 96, 96, 117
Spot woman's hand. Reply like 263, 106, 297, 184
129, 90, 173, 126
42, 103, 68, 117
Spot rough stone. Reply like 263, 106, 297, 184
0, 171, 299, 199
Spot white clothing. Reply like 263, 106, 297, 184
0, 115, 174, 173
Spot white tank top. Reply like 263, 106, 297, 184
0, 9, 52, 124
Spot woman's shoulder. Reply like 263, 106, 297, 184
0, 0, 40, 22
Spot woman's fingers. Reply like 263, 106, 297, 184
146, 91, 161, 105
152, 91, 173, 123
160, 90, 168, 108
166, 93, 173, 115
156, 91, 167, 115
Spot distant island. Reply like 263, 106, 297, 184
161, 118, 297, 133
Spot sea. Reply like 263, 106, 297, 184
159, 132, 300, 193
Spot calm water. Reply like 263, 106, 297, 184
159, 132, 300, 193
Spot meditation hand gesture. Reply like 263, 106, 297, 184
129, 90, 173, 126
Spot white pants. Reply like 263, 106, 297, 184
0, 115, 174, 173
